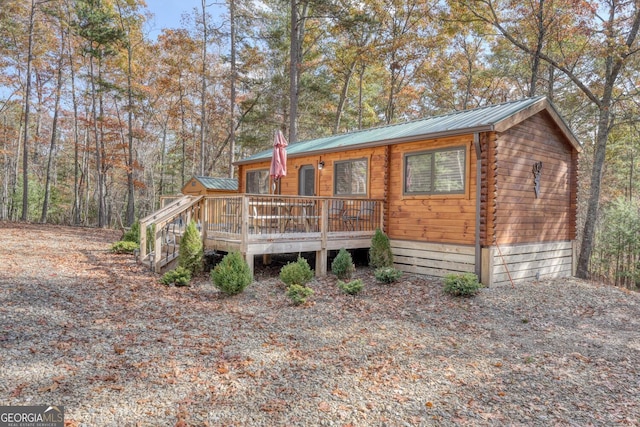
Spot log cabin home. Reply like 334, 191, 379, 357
233, 96, 581, 286
140, 96, 580, 287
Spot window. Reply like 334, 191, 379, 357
404, 147, 466, 195
246, 169, 270, 194
334, 158, 368, 196
299, 165, 315, 196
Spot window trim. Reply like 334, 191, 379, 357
403, 146, 467, 196
333, 157, 369, 197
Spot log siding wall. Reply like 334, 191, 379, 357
481, 132, 498, 246
387, 135, 476, 245
494, 111, 576, 245
238, 146, 388, 200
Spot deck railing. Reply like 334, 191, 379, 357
140, 194, 383, 273
203, 195, 382, 237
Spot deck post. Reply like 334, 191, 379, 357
481, 246, 493, 287
240, 195, 253, 278
139, 220, 148, 262
316, 199, 328, 276
201, 197, 208, 243
154, 227, 162, 273
246, 253, 255, 278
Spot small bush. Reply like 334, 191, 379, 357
178, 220, 203, 275
110, 240, 139, 254
286, 284, 314, 305
369, 228, 393, 268
280, 256, 314, 286
443, 273, 482, 297
331, 248, 355, 280
374, 266, 403, 283
338, 279, 364, 295
161, 266, 191, 287
122, 221, 140, 243
211, 251, 252, 295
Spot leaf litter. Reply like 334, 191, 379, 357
0, 221, 639, 426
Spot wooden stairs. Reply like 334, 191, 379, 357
138, 195, 204, 273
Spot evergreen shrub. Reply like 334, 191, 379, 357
161, 266, 191, 287
122, 221, 140, 243
110, 240, 138, 254
374, 266, 403, 283
178, 220, 203, 275
286, 284, 314, 305
331, 248, 355, 280
211, 251, 252, 295
443, 273, 482, 297
369, 228, 393, 268
338, 279, 364, 295
280, 256, 314, 286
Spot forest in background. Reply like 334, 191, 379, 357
1, 0, 639, 286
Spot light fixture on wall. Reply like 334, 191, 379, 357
318, 160, 325, 170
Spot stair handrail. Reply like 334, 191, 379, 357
139, 195, 204, 271
140, 195, 193, 224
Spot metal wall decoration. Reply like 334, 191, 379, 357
533, 161, 543, 198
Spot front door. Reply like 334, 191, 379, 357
299, 165, 315, 196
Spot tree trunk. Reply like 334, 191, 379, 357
180, 86, 187, 187
289, 0, 298, 144
547, 65, 554, 101
528, 0, 545, 97
70, 32, 81, 225
82, 126, 90, 223
228, 0, 236, 178
576, 98, 612, 278
41, 24, 65, 223
89, 53, 105, 227
11, 119, 23, 220
628, 147, 634, 201
334, 60, 356, 134
200, 0, 207, 175
1, 115, 11, 220
125, 41, 135, 226
385, 65, 396, 124
114, 0, 136, 226
159, 121, 167, 195
358, 63, 364, 129
21, 0, 36, 221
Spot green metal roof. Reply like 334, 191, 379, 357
236, 96, 579, 164
193, 176, 238, 191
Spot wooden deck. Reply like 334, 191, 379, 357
140, 194, 383, 276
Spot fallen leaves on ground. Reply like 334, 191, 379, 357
1, 221, 639, 426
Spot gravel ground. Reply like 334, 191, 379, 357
0, 221, 639, 426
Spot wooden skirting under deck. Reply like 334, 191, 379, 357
390, 239, 575, 287
390, 240, 476, 278
482, 241, 574, 287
